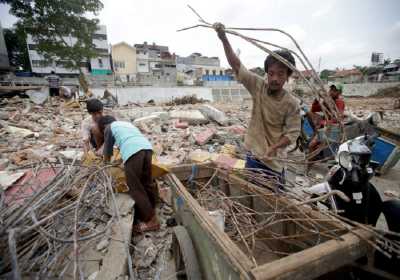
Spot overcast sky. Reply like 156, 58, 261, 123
1, 0, 399, 70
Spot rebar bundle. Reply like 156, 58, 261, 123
189, 167, 400, 265
0, 162, 134, 280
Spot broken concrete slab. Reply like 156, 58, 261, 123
65, 193, 134, 280
199, 104, 228, 125
95, 194, 134, 280
134, 115, 161, 125
26, 89, 49, 105
0, 170, 25, 191
188, 149, 211, 163
59, 150, 84, 160
152, 111, 169, 121
169, 110, 208, 124
7, 126, 34, 138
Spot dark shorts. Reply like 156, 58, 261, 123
245, 153, 285, 186
124, 149, 156, 223
89, 130, 98, 149
49, 87, 59, 96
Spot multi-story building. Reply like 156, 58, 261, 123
0, 21, 10, 72
89, 25, 112, 76
134, 42, 176, 85
27, 25, 111, 76
176, 53, 232, 85
111, 42, 137, 82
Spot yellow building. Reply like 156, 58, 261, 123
111, 42, 137, 82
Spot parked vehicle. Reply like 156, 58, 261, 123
306, 134, 399, 275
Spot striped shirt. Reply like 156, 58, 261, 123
46, 74, 60, 89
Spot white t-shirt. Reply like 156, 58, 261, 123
60, 86, 71, 98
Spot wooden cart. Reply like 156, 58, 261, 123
166, 164, 376, 280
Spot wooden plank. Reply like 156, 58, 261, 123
167, 173, 254, 279
170, 163, 215, 181
250, 229, 372, 280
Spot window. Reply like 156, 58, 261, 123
56, 61, 70, 67
205, 69, 210, 75
139, 63, 146, 66
93, 34, 107, 40
32, 60, 51, 67
94, 48, 109, 55
114, 61, 125, 69
212, 70, 216, 75
28, 44, 37, 50
220, 70, 223, 75
98, 58, 103, 68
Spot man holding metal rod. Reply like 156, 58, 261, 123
214, 23, 301, 184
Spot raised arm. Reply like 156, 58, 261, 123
214, 23, 241, 75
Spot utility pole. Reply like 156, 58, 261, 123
317, 57, 322, 74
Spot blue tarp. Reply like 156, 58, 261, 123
202, 75, 234, 81
371, 137, 396, 166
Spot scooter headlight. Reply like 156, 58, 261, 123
338, 151, 352, 170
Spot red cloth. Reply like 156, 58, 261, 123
311, 98, 345, 114
311, 98, 345, 127
335, 98, 345, 113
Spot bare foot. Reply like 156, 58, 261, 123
133, 215, 160, 233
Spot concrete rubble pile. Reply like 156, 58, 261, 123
117, 102, 251, 170
0, 95, 253, 279
0, 96, 84, 169
1, 92, 400, 278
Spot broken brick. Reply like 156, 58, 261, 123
193, 128, 216, 145
228, 125, 246, 135
175, 120, 189, 129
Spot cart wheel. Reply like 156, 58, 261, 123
172, 226, 202, 280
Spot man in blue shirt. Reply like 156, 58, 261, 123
98, 116, 159, 233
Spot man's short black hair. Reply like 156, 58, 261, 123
264, 50, 296, 77
98, 115, 116, 133
86, 98, 104, 113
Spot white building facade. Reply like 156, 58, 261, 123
27, 25, 111, 76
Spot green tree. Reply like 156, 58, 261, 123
353, 65, 369, 81
1, 0, 104, 91
383, 58, 391, 66
319, 69, 334, 81
4, 28, 31, 72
